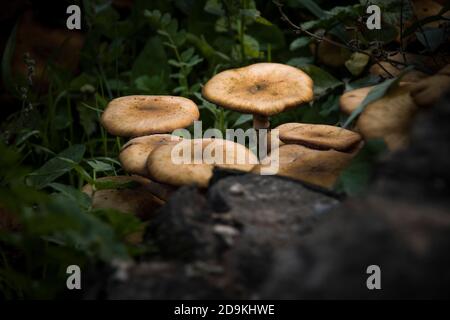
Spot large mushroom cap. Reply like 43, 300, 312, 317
255, 143, 361, 189
101, 95, 200, 137
147, 139, 258, 188
275, 123, 362, 152
82, 175, 167, 221
202, 63, 314, 117
119, 134, 183, 176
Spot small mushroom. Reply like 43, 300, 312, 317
410, 66, 450, 108
275, 123, 362, 152
119, 134, 183, 176
340, 83, 418, 150
202, 63, 314, 131
147, 139, 258, 188
255, 143, 362, 189
82, 175, 169, 220
339, 86, 374, 115
101, 95, 200, 137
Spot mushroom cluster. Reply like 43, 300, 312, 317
95, 62, 401, 217
340, 65, 450, 151
92, 62, 371, 210
91, 93, 259, 224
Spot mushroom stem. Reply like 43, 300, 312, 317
253, 114, 270, 130
253, 114, 271, 158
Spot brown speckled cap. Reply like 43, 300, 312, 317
254, 143, 361, 189
101, 95, 199, 137
147, 139, 258, 188
202, 63, 314, 117
119, 134, 182, 176
275, 123, 362, 151
82, 175, 167, 221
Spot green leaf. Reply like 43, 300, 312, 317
287, 57, 314, 68
345, 52, 370, 76
204, 0, 225, 16
338, 139, 387, 195
290, 37, 311, 51
243, 35, 260, 58
48, 183, 91, 210
299, 65, 343, 96
93, 179, 141, 191
416, 29, 446, 52
233, 114, 253, 128
91, 208, 144, 240
86, 160, 115, 173
131, 36, 169, 81
27, 145, 86, 189
295, 0, 326, 18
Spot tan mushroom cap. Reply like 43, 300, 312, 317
119, 134, 183, 176
202, 63, 314, 117
147, 139, 258, 188
82, 175, 167, 220
340, 86, 374, 115
101, 95, 200, 137
410, 73, 450, 108
254, 143, 362, 189
357, 84, 418, 150
275, 123, 362, 152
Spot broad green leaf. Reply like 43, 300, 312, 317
299, 65, 343, 96
131, 36, 169, 81
27, 145, 86, 189
233, 114, 253, 128
49, 183, 91, 210
290, 37, 311, 51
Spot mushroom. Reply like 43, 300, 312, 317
202, 63, 314, 131
411, 0, 450, 28
254, 123, 362, 188
275, 123, 362, 152
119, 134, 183, 176
254, 142, 362, 189
147, 139, 258, 188
340, 83, 418, 150
409, 65, 450, 108
82, 175, 170, 220
101, 95, 200, 137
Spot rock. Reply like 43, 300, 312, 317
146, 174, 339, 262
261, 197, 450, 299
105, 261, 227, 299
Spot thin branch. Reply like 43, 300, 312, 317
274, 0, 396, 77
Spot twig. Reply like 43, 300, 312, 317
274, 0, 396, 77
